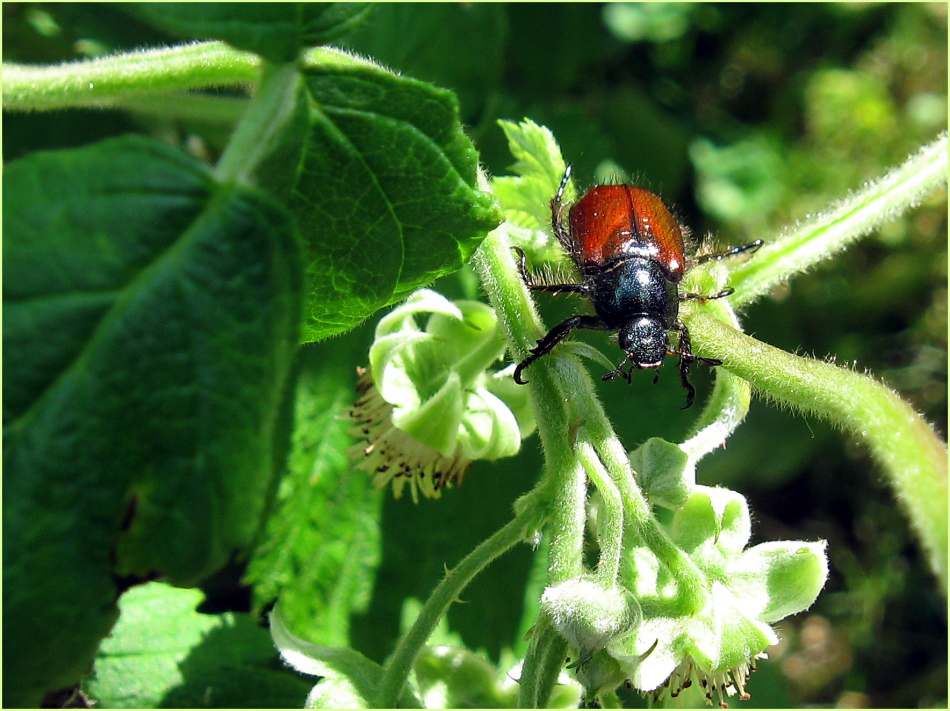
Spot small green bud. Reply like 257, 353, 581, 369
541, 578, 640, 659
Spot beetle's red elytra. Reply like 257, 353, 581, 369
568, 185, 686, 276
514, 165, 762, 409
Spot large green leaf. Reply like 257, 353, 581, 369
83, 582, 313, 708
336, 3, 507, 124
246, 340, 383, 647
3, 135, 303, 706
293, 51, 502, 341
124, 3, 375, 62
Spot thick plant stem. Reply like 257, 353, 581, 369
472, 214, 587, 585
374, 508, 534, 707
214, 60, 302, 187
3, 41, 260, 111
517, 615, 569, 709
690, 313, 948, 594
472, 211, 591, 706
729, 132, 948, 308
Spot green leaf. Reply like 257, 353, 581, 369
493, 119, 569, 229
629, 437, 692, 510
336, 3, 507, 124
3, 135, 303, 706
124, 3, 375, 62
82, 582, 312, 708
245, 344, 383, 647
292, 49, 502, 342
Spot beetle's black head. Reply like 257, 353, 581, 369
618, 316, 668, 368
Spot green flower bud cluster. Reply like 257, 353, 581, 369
545, 480, 828, 705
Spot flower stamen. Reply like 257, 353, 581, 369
649, 653, 763, 708
348, 368, 472, 502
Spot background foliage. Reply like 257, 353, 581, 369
4, 3, 946, 708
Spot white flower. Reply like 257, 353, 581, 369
348, 290, 534, 501
594, 486, 826, 705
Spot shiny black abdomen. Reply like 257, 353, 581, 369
584, 256, 680, 329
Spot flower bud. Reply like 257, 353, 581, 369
541, 577, 640, 658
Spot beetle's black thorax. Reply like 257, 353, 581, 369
582, 256, 680, 329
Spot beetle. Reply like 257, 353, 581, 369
513, 165, 762, 409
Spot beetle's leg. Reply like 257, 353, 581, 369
515, 313, 604, 384
680, 286, 735, 302
683, 238, 763, 303
671, 321, 722, 410
678, 356, 697, 410
513, 247, 588, 296
695, 238, 763, 264
673, 322, 698, 410
602, 355, 634, 384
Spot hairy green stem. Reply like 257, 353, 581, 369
214, 60, 302, 186
729, 132, 948, 308
3, 41, 260, 111
471, 206, 587, 585
588, 429, 709, 613
690, 313, 948, 593
374, 506, 534, 707
576, 438, 624, 589
2, 41, 377, 122
516, 614, 569, 709
472, 202, 590, 706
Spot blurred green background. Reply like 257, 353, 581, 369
5, 3, 946, 707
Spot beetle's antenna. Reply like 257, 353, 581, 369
554, 164, 572, 209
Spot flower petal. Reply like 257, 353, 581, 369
394, 371, 464, 457
729, 541, 828, 623
671, 486, 750, 559
459, 386, 522, 460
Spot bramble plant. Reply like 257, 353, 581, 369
3, 5, 947, 709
